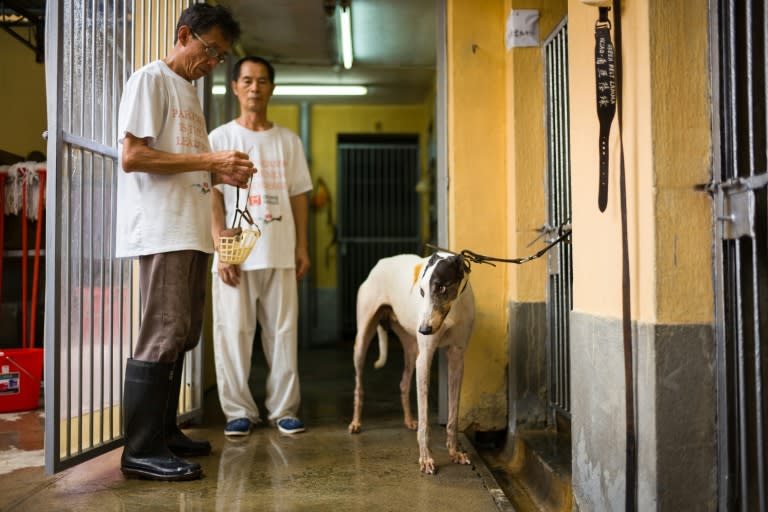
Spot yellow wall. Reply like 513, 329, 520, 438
309, 104, 430, 288
0, 31, 46, 159
569, 1, 644, 320
441, 0, 712, 431
447, 0, 509, 429
649, 1, 712, 324
568, 0, 712, 323
505, 0, 569, 303
269, 104, 300, 133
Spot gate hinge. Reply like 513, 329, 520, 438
706, 172, 768, 240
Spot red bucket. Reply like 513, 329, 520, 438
0, 348, 43, 413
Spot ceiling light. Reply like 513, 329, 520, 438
273, 85, 367, 96
340, 6, 353, 69
212, 85, 227, 95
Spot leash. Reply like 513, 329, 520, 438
595, 2, 637, 510
617, 7, 637, 512
613, 2, 637, 510
231, 172, 255, 228
425, 220, 571, 268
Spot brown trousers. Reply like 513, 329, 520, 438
133, 251, 210, 363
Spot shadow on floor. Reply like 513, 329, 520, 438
0, 343, 511, 511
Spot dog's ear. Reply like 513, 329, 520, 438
413, 263, 423, 286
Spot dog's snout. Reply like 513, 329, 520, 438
418, 306, 449, 336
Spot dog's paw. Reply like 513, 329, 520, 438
449, 450, 471, 465
348, 422, 362, 434
404, 419, 418, 431
419, 457, 436, 474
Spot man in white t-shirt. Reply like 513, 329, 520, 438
209, 56, 312, 437
115, 5, 254, 482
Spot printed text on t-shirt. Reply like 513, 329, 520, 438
172, 109, 207, 151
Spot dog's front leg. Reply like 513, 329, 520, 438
445, 344, 470, 465
416, 341, 437, 474
400, 335, 418, 430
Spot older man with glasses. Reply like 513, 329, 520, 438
115, 4, 254, 481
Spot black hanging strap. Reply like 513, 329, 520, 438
593, 3, 636, 510
595, 7, 616, 212
613, 0, 638, 512
604, 1, 637, 510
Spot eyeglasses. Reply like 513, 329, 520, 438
191, 31, 226, 64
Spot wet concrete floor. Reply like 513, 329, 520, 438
0, 344, 511, 511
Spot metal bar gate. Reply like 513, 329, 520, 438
44, 0, 200, 474
337, 136, 421, 338
544, 19, 573, 421
711, 0, 768, 509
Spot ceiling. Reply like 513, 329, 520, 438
0, 0, 46, 63
215, 0, 437, 104
0, 0, 436, 105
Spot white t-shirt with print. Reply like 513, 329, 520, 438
115, 60, 214, 258
208, 121, 312, 271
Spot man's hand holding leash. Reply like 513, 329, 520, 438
210, 150, 255, 188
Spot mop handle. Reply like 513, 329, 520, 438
0, 174, 5, 307
29, 170, 46, 348
21, 169, 28, 349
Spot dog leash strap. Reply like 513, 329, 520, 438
425, 225, 571, 267
230, 173, 254, 229
595, 7, 616, 212
464, 230, 571, 266
609, 1, 637, 510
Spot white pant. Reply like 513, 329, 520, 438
212, 268, 300, 423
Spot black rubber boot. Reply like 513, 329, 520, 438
166, 355, 212, 457
121, 359, 203, 481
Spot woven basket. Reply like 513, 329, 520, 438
218, 226, 261, 265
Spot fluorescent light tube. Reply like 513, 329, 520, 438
273, 85, 367, 96
340, 7, 353, 69
212, 85, 227, 95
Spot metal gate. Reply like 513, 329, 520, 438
543, 19, 573, 421
337, 135, 420, 338
43, 0, 200, 474
711, 0, 768, 509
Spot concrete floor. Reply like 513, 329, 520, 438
0, 344, 513, 511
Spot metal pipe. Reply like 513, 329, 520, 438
744, 0, 766, 508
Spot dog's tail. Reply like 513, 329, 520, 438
373, 325, 389, 369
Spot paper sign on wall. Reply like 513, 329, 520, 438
505, 9, 540, 49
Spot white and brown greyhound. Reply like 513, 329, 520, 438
348, 252, 475, 474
